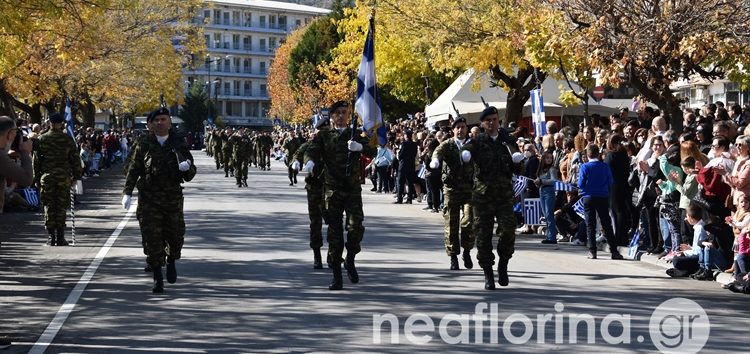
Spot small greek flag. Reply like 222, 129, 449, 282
65, 98, 75, 145
531, 88, 546, 136
573, 198, 586, 219
524, 198, 543, 225
21, 187, 39, 207
513, 175, 530, 197
354, 15, 387, 148
417, 163, 426, 179
554, 181, 576, 192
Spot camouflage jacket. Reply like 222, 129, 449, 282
283, 137, 302, 164
461, 132, 514, 201
212, 131, 223, 149
33, 128, 83, 183
221, 133, 232, 153
232, 134, 252, 160
432, 137, 474, 193
294, 140, 324, 186
304, 127, 376, 191
123, 133, 195, 203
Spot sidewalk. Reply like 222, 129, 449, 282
0, 163, 128, 346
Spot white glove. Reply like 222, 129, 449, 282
348, 140, 363, 152
512, 152, 524, 164
461, 150, 471, 163
292, 160, 301, 171
178, 160, 191, 172
121, 195, 132, 210
302, 160, 315, 173
429, 158, 440, 169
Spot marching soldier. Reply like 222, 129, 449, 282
283, 130, 302, 186
232, 128, 251, 187
205, 128, 213, 157
212, 128, 223, 170
430, 117, 476, 270
461, 106, 519, 290
222, 127, 234, 177
33, 113, 83, 246
122, 107, 196, 293
301, 101, 376, 290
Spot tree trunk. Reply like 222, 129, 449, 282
627, 65, 683, 132
490, 66, 546, 128
82, 98, 96, 127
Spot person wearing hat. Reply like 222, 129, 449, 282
283, 129, 303, 186
230, 127, 251, 187
33, 112, 83, 246
299, 100, 376, 290
221, 126, 234, 177
461, 106, 519, 290
122, 107, 196, 293
430, 116, 476, 270
292, 118, 330, 269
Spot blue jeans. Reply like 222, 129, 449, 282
699, 247, 729, 271
540, 186, 557, 241
659, 217, 672, 253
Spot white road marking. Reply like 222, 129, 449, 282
29, 205, 136, 354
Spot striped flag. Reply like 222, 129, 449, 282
573, 198, 586, 219
513, 175, 530, 197
21, 187, 39, 207
354, 15, 387, 148
554, 181, 576, 192
524, 198, 543, 225
530, 88, 546, 136
65, 98, 76, 146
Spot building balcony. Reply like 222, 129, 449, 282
186, 68, 268, 79
206, 46, 275, 57
205, 22, 288, 34
217, 93, 270, 101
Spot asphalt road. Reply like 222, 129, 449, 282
1, 153, 748, 353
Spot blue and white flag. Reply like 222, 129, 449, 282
573, 198, 586, 219
513, 175, 530, 197
554, 181, 576, 192
524, 198, 543, 225
530, 88, 546, 137
21, 187, 39, 207
65, 98, 76, 146
354, 16, 387, 148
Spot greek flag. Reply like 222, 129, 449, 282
554, 181, 575, 192
531, 88, 546, 137
354, 15, 387, 148
513, 175, 530, 197
21, 187, 39, 207
573, 198, 586, 219
524, 198, 543, 225
65, 98, 75, 144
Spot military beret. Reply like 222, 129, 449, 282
479, 106, 499, 121
147, 107, 170, 122
405, 129, 414, 137
49, 113, 64, 124
329, 101, 349, 113
315, 117, 330, 130
451, 116, 467, 128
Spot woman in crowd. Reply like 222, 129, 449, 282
605, 134, 631, 246
536, 151, 558, 244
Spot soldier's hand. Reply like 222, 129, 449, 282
512, 152, 524, 164
429, 158, 440, 169
121, 195, 132, 210
302, 161, 315, 174
347, 140, 363, 152
178, 160, 191, 172
461, 150, 471, 163
291, 160, 301, 171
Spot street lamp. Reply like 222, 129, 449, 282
422, 75, 433, 105
213, 77, 222, 120
205, 55, 228, 123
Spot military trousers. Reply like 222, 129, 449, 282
222, 150, 233, 174
443, 190, 475, 256
40, 176, 71, 233
234, 158, 248, 182
325, 188, 365, 265
473, 187, 516, 269
214, 148, 223, 169
137, 198, 185, 268
306, 182, 326, 249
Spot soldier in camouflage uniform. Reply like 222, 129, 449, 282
301, 101, 376, 290
33, 113, 83, 246
232, 128, 251, 187
122, 107, 196, 293
461, 106, 518, 290
247, 131, 257, 168
212, 128, 223, 170
283, 130, 302, 186
221, 127, 234, 177
204, 128, 213, 157
293, 119, 330, 269
430, 117, 475, 270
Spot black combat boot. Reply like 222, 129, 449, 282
45, 232, 56, 246
313, 248, 323, 269
483, 267, 496, 290
166, 258, 177, 284
497, 259, 509, 287
144, 264, 152, 272
225, 171, 229, 177
450, 255, 459, 270
344, 253, 359, 283
293, 175, 297, 184
463, 249, 473, 269
153, 266, 164, 293
329, 263, 343, 290
56, 228, 69, 246
243, 179, 248, 187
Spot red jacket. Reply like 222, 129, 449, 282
697, 167, 731, 201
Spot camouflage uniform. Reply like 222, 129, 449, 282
295, 141, 326, 250
433, 137, 475, 256
123, 133, 196, 269
283, 135, 302, 185
212, 130, 223, 170
205, 131, 213, 157
221, 131, 233, 177
304, 127, 376, 266
33, 127, 82, 239
248, 133, 257, 167
462, 132, 516, 269
232, 132, 251, 186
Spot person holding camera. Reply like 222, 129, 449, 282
33, 113, 82, 246
0, 116, 34, 216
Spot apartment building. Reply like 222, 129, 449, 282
185, 0, 329, 127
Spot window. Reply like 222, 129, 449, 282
248, 102, 258, 117
213, 33, 222, 49
223, 59, 230, 71
204, 10, 210, 19
304, 17, 310, 24
244, 12, 252, 27
223, 12, 230, 25
259, 61, 266, 74
232, 11, 240, 26
269, 37, 276, 51
279, 16, 287, 30
295, 19, 301, 27
234, 81, 241, 96
204, 35, 210, 49
243, 58, 252, 73
259, 15, 266, 28
259, 39, 266, 52
243, 36, 252, 51
224, 82, 231, 95
244, 81, 252, 96
213, 10, 221, 24
232, 34, 240, 50
260, 84, 267, 97
269, 15, 276, 29
233, 58, 240, 73
226, 101, 234, 115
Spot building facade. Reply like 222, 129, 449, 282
184, 0, 329, 128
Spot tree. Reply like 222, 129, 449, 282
554, 0, 750, 131
269, 26, 314, 124
379, 0, 560, 124
179, 84, 210, 132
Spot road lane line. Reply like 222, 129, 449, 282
29, 205, 136, 354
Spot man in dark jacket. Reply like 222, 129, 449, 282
394, 129, 417, 204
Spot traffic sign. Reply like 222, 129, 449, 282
593, 86, 605, 102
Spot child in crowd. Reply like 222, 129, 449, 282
670, 157, 699, 244
667, 204, 707, 278
725, 193, 750, 286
